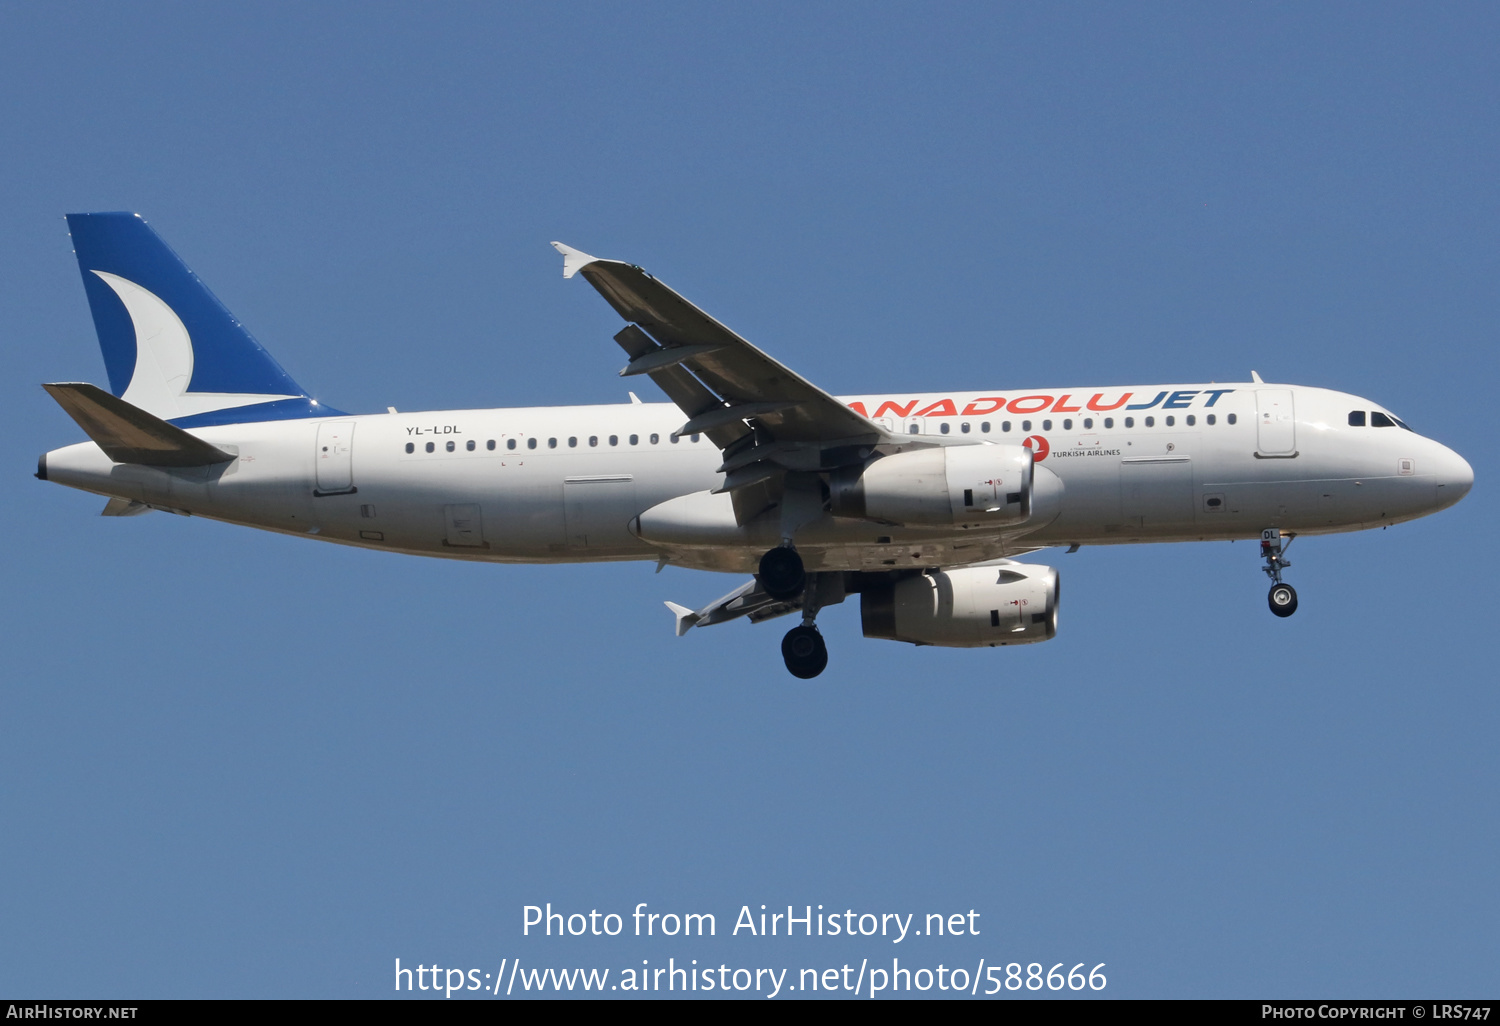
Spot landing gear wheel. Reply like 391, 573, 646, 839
759, 546, 806, 601
1268, 583, 1298, 618
781, 625, 828, 679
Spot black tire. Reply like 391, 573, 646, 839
759, 546, 806, 601
1268, 583, 1298, 617
781, 625, 828, 679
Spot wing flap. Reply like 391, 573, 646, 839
666, 578, 803, 635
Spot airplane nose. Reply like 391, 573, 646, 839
1432, 444, 1473, 509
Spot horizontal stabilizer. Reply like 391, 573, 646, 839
43, 382, 236, 467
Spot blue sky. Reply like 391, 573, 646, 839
1, 2, 1495, 998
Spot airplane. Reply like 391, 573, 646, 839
37, 213, 1474, 678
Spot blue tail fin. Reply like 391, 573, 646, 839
65, 212, 339, 426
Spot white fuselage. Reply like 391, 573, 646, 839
41, 382, 1473, 574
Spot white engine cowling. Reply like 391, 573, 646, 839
860, 563, 1059, 647
831, 444, 1060, 528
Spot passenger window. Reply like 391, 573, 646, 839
466, 439, 475, 451
980, 421, 990, 433
650, 433, 659, 444
1021, 420, 1032, 432
670, 434, 679, 443
1104, 418, 1114, 428
961, 422, 971, 434
527, 438, 537, 449
486, 439, 496, 450
548, 437, 557, 448
1083, 418, 1093, 429
1001, 421, 1012, 433
589, 436, 598, 447
1371, 411, 1394, 427
1144, 416, 1154, 427
1185, 415, 1194, 426
1164, 416, 1174, 427
1348, 410, 1366, 427
426, 442, 435, 453
568, 436, 577, 447
691, 433, 701, 443
1206, 414, 1215, 425
629, 434, 638, 445
445, 440, 455, 452
1041, 419, 1052, 431
1062, 419, 1072, 430
405, 442, 414, 454
1227, 413, 1237, 425
609, 435, 618, 446
1124, 417, 1134, 428
908, 423, 919, 434
507, 438, 517, 450
939, 422, 950, 434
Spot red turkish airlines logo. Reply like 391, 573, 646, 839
1023, 435, 1050, 461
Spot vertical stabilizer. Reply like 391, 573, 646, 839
64, 213, 338, 426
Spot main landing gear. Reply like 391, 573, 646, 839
1260, 529, 1298, 618
758, 545, 806, 601
758, 545, 829, 678
781, 624, 828, 679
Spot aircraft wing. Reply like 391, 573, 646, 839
553, 243, 895, 458
665, 578, 806, 635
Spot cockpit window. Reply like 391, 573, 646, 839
1393, 416, 1413, 431
1348, 410, 1366, 427
1371, 411, 1395, 428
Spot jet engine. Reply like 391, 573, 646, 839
860, 563, 1059, 647
830, 444, 1062, 528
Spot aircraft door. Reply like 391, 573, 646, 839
1256, 390, 1296, 455
1120, 456, 1195, 530
315, 420, 356, 495
563, 475, 639, 551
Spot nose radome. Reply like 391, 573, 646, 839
1432, 443, 1473, 509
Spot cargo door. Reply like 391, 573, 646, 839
563, 475, 638, 550
1256, 390, 1297, 455
1120, 456, 1195, 530
315, 421, 356, 495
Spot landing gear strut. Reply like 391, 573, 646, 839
1260, 529, 1298, 618
773, 562, 835, 679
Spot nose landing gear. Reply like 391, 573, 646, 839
1261, 529, 1298, 617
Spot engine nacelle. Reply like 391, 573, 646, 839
830, 444, 1053, 528
860, 563, 1059, 647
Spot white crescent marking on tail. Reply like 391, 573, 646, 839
91, 270, 300, 420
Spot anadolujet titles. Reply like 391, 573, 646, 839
38, 214, 1473, 676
